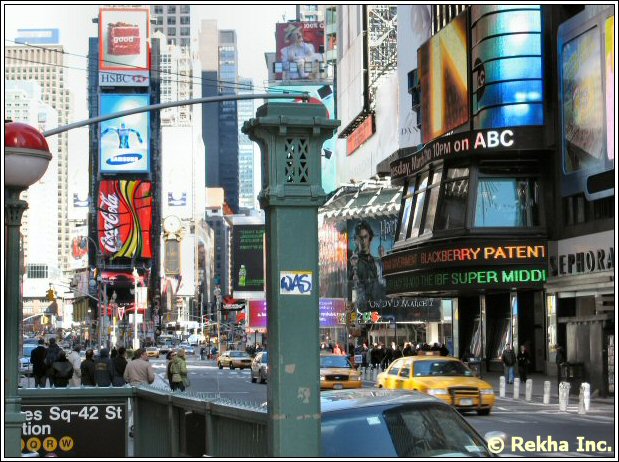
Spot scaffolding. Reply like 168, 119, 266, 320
366, 5, 398, 111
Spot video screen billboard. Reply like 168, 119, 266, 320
248, 298, 346, 329
232, 224, 265, 293
418, 11, 469, 144
99, 8, 150, 72
98, 180, 153, 259
99, 94, 150, 173
275, 21, 325, 81
319, 221, 348, 299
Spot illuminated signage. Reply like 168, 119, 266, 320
347, 115, 375, 156
248, 298, 346, 328
274, 21, 325, 82
232, 224, 265, 293
99, 8, 150, 72
390, 126, 544, 179
16, 28, 59, 44
99, 71, 149, 87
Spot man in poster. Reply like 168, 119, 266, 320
349, 220, 386, 310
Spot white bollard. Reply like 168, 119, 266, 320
513, 378, 520, 399
525, 379, 533, 401
559, 381, 570, 411
581, 382, 590, 411
578, 388, 586, 414
499, 376, 506, 398
543, 381, 551, 404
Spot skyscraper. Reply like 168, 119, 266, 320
6, 41, 73, 273
151, 4, 192, 48
237, 77, 258, 211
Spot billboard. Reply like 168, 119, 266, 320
268, 84, 336, 193
248, 298, 346, 329
232, 224, 265, 293
418, 11, 469, 143
98, 180, 153, 259
99, 94, 150, 173
15, 28, 59, 45
69, 226, 89, 270
347, 217, 398, 311
558, 6, 614, 200
99, 8, 150, 72
319, 221, 348, 299
275, 21, 325, 81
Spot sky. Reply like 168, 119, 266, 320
3, 2, 297, 119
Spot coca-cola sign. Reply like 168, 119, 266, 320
98, 180, 153, 258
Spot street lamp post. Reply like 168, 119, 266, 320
5, 122, 52, 457
132, 268, 140, 350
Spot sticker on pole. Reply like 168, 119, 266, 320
280, 271, 313, 295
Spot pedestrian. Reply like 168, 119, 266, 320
112, 347, 128, 386
555, 345, 566, 391
49, 351, 73, 388
44, 338, 62, 387
403, 342, 412, 357
66, 345, 82, 387
517, 345, 530, 383
80, 349, 96, 386
30, 339, 47, 388
169, 349, 189, 391
439, 343, 449, 356
501, 345, 516, 384
123, 348, 155, 386
94, 348, 114, 387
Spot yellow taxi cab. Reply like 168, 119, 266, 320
320, 353, 362, 390
376, 352, 495, 415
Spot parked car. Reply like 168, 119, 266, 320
20, 344, 39, 376
217, 350, 252, 370
250, 351, 268, 384
376, 353, 496, 415
320, 353, 362, 390
145, 346, 160, 359
320, 389, 493, 457
179, 343, 195, 355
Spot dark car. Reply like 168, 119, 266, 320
250, 351, 268, 384
320, 389, 493, 457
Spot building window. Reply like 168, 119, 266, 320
167, 6, 176, 14
181, 27, 190, 36
396, 168, 442, 241
167, 27, 176, 37
27, 264, 48, 279
180, 16, 190, 25
180, 5, 190, 14
474, 178, 540, 227
435, 168, 469, 231
154, 5, 163, 14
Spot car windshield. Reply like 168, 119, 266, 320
230, 351, 249, 358
23, 345, 37, 356
321, 403, 489, 457
413, 360, 474, 377
320, 356, 352, 369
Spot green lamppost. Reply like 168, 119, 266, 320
4, 122, 52, 457
243, 102, 339, 456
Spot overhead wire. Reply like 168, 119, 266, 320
5, 38, 309, 96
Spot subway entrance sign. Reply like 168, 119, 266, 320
21, 403, 127, 457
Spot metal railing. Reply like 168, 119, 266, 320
19, 385, 268, 458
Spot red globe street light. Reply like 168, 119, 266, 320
4, 121, 52, 457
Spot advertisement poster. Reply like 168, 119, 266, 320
268, 84, 336, 193
98, 180, 153, 259
347, 217, 397, 311
418, 11, 468, 143
248, 298, 346, 329
99, 8, 150, 72
275, 21, 325, 81
99, 94, 150, 173
232, 225, 265, 293
69, 225, 89, 270
319, 221, 348, 299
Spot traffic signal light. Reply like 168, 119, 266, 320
46, 288, 56, 301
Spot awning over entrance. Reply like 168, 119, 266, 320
320, 179, 401, 220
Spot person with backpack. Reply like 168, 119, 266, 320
49, 350, 73, 387
94, 348, 114, 387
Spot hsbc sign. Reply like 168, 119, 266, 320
99, 71, 149, 87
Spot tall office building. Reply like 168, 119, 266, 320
6, 40, 73, 273
199, 20, 240, 213
237, 77, 258, 211
151, 4, 192, 48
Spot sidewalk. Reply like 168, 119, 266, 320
481, 370, 615, 406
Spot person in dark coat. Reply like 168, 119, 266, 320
50, 351, 73, 387
30, 339, 47, 388
94, 348, 114, 387
44, 338, 63, 385
517, 345, 530, 383
80, 349, 96, 386
112, 347, 128, 386
439, 343, 449, 356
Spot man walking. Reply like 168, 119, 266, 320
123, 348, 155, 386
501, 345, 516, 384
30, 339, 47, 388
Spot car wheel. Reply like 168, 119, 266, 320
218, 362, 223, 369
477, 408, 491, 416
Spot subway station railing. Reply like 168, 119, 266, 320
18, 386, 268, 457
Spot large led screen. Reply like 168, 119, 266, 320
418, 11, 469, 144
470, 5, 544, 129
248, 298, 346, 329
98, 180, 153, 259
99, 8, 150, 72
319, 221, 348, 299
99, 94, 150, 173
268, 84, 336, 193
232, 224, 265, 293
275, 21, 325, 81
